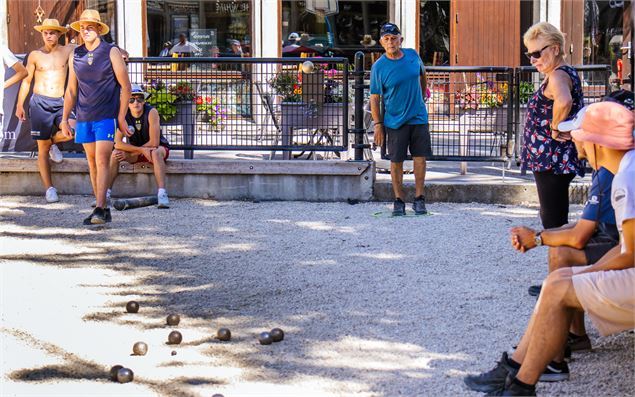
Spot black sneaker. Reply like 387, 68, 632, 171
392, 198, 406, 216
413, 195, 428, 215
539, 360, 569, 382
567, 332, 591, 352
487, 374, 536, 396
464, 352, 516, 393
83, 207, 106, 225
528, 285, 541, 297
104, 208, 112, 223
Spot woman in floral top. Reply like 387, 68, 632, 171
521, 22, 584, 229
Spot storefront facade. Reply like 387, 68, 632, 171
1, 0, 631, 79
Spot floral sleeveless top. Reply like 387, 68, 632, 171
521, 65, 584, 175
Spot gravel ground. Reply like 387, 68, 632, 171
1, 195, 633, 397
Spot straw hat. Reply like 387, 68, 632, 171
360, 34, 376, 47
70, 9, 109, 35
34, 18, 68, 34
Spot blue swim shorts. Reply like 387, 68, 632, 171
75, 118, 116, 144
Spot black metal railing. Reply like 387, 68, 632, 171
127, 57, 349, 159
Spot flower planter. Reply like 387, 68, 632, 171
459, 107, 509, 133
163, 101, 197, 159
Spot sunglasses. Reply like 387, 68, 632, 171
129, 97, 145, 104
525, 45, 552, 60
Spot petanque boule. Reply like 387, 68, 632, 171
215, 328, 231, 341
132, 341, 148, 356
116, 367, 134, 383
167, 330, 183, 344
270, 328, 284, 342
258, 331, 273, 345
301, 60, 315, 74
166, 314, 180, 326
171, 350, 177, 356
109, 365, 123, 382
126, 301, 139, 313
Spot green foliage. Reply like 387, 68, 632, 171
147, 88, 177, 121
518, 82, 535, 104
269, 71, 301, 102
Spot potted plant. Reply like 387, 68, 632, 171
195, 95, 226, 130
146, 80, 178, 121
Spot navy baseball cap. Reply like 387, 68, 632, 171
380, 23, 401, 37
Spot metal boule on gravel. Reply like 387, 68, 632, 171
166, 314, 180, 326
258, 331, 273, 345
270, 328, 284, 342
171, 350, 177, 356
167, 330, 182, 344
109, 365, 123, 381
116, 367, 134, 383
126, 301, 139, 313
215, 328, 231, 341
132, 341, 148, 356
212, 394, 225, 397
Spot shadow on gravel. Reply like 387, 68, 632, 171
2, 196, 633, 396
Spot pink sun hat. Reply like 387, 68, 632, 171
558, 102, 634, 150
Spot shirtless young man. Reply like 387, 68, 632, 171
15, 19, 77, 203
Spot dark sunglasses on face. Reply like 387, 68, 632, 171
525, 44, 552, 60
129, 97, 145, 104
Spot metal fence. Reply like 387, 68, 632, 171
127, 57, 349, 159
373, 63, 611, 163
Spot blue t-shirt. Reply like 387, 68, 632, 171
581, 167, 617, 229
370, 48, 428, 129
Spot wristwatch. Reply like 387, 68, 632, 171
534, 231, 543, 246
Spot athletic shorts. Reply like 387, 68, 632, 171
29, 94, 67, 140
571, 266, 635, 336
386, 124, 432, 163
133, 146, 170, 164
584, 228, 619, 265
75, 118, 116, 144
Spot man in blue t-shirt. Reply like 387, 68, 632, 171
370, 23, 431, 216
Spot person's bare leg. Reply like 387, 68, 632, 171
108, 151, 121, 190
151, 147, 167, 189
413, 156, 426, 197
94, 141, 114, 208
548, 246, 589, 336
36, 140, 53, 189
83, 142, 98, 198
391, 161, 404, 199
515, 270, 583, 385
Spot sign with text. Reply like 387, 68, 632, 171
189, 29, 217, 56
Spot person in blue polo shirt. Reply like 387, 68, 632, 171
370, 23, 431, 216
60, 9, 131, 225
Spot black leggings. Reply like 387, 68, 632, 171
533, 170, 576, 229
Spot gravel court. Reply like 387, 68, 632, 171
0, 196, 633, 397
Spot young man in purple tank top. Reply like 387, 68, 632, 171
60, 10, 131, 225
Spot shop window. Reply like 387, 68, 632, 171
419, 0, 450, 66
584, 0, 625, 68
84, 0, 118, 44
146, 0, 252, 57
281, 0, 388, 61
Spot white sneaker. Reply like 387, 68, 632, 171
157, 191, 170, 208
49, 144, 63, 163
45, 187, 59, 203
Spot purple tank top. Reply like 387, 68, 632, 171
73, 41, 120, 121
521, 65, 584, 175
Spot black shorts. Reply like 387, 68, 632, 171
386, 124, 432, 163
584, 227, 619, 265
29, 93, 65, 140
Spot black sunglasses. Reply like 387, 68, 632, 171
129, 97, 145, 104
525, 45, 552, 60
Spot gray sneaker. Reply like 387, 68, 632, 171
157, 191, 170, 208
413, 195, 428, 215
392, 198, 405, 216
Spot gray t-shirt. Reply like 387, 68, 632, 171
611, 149, 635, 253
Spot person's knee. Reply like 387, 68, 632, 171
541, 268, 573, 304
548, 247, 570, 271
152, 148, 165, 161
37, 140, 52, 152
